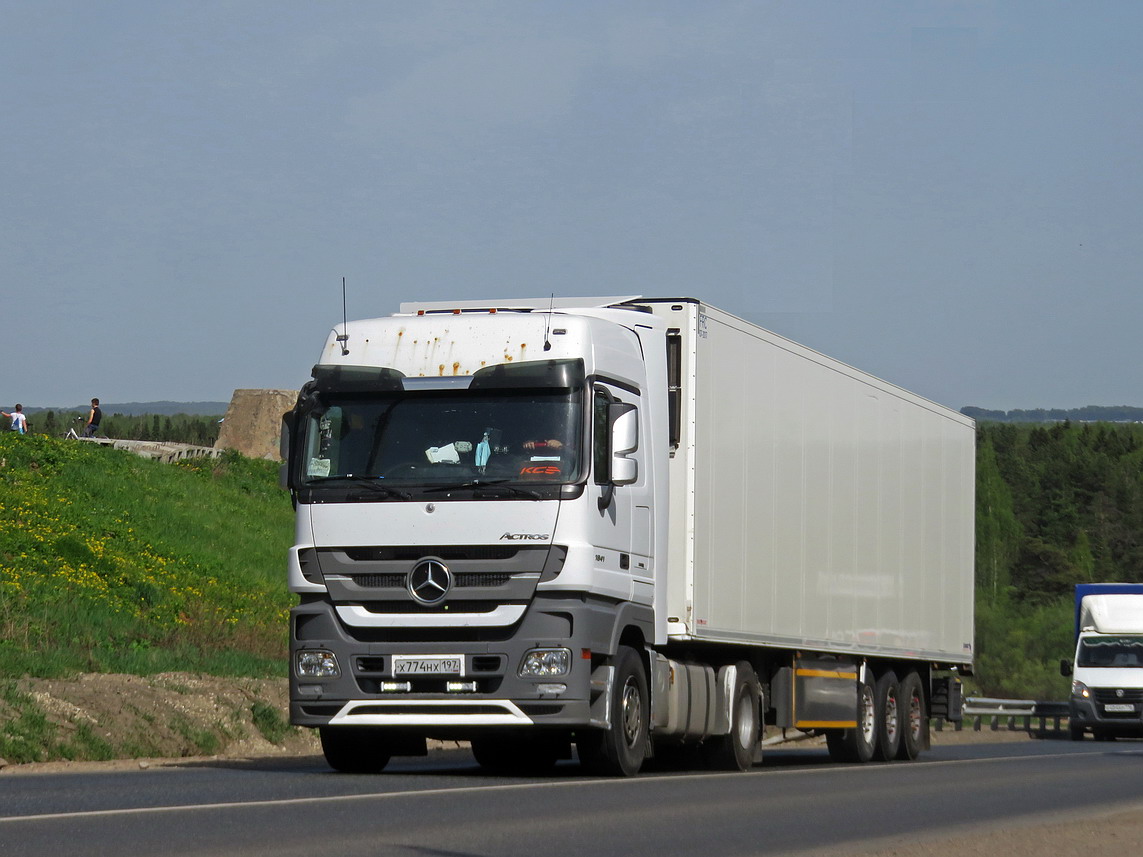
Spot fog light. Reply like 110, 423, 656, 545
447, 681, 478, 692
537, 683, 567, 696
296, 649, 340, 678
519, 648, 571, 677
380, 681, 412, 692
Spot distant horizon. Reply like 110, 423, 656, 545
15, 400, 232, 417
8, 398, 1143, 420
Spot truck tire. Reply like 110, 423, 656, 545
895, 670, 926, 760
702, 662, 761, 771
577, 645, 649, 777
471, 734, 561, 775
872, 670, 901, 761
826, 670, 876, 763
319, 725, 392, 773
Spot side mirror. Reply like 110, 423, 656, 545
279, 411, 296, 490
1060, 659, 1073, 677
609, 402, 638, 486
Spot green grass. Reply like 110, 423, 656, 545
251, 698, 295, 744
0, 434, 293, 679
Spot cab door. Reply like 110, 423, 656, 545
592, 382, 653, 601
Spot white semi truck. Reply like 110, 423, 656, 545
282, 297, 975, 775
1062, 583, 1143, 740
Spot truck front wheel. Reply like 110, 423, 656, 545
319, 725, 392, 773
578, 645, 649, 777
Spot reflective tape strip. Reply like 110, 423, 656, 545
796, 669, 857, 680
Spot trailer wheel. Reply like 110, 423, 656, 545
471, 734, 561, 775
702, 662, 761, 771
873, 671, 901, 761
577, 645, 649, 777
826, 670, 876, 763
319, 726, 392, 773
895, 671, 926, 760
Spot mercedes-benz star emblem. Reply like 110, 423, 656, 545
407, 560, 452, 605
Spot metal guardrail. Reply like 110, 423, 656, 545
932, 696, 1071, 737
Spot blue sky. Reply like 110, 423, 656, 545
3, 1, 1141, 410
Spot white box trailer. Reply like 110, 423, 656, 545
283, 297, 975, 776
665, 302, 974, 661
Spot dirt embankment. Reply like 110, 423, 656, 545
0, 672, 320, 772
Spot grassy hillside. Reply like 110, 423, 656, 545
0, 434, 293, 678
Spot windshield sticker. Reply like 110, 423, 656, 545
520, 465, 561, 476
308, 458, 331, 478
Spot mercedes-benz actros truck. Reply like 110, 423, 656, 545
282, 296, 974, 776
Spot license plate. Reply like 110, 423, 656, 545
393, 655, 464, 676
1104, 703, 1135, 713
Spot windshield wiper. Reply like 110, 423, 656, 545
314, 476, 412, 500
424, 479, 543, 500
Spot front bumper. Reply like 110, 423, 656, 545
1069, 697, 1143, 736
289, 594, 623, 735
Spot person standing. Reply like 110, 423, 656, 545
83, 398, 102, 437
2, 404, 28, 434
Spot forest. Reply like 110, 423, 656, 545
974, 420, 1143, 699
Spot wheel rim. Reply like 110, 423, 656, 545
859, 686, 876, 744
735, 691, 756, 747
621, 676, 643, 748
883, 688, 899, 745
907, 689, 923, 742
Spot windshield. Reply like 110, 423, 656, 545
296, 360, 584, 500
1077, 635, 1143, 668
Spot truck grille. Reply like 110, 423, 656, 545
343, 546, 518, 562
350, 572, 512, 589
1094, 688, 1143, 704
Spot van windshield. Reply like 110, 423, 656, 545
296, 359, 584, 501
1077, 635, 1143, 667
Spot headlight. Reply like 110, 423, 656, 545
296, 649, 341, 678
1071, 680, 1090, 700
519, 648, 571, 677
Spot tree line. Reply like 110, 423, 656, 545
963, 405, 1143, 423
23, 410, 222, 446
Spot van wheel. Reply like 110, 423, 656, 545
873, 671, 901, 761
702, 662, 762, 771
1069, 723, 1085, 741
577, 646, 648, 777
320, 726, 392, 773
895, 671, 926, 760
827, 670, 876, 763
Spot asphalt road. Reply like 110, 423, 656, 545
1, 739, 1141, 857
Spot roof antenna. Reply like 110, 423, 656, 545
336, 277, 350, 355
543, 293, 554, 351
